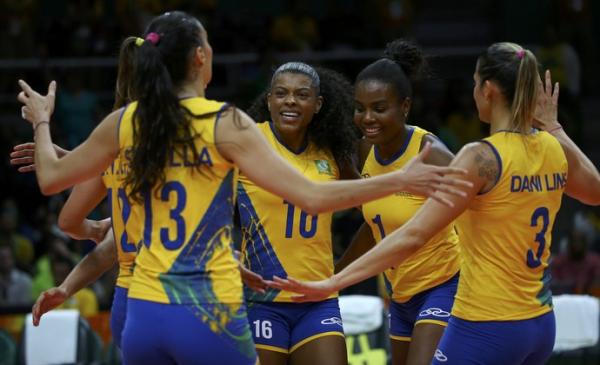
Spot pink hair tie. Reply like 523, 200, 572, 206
145, 32, 160, 45
516, 49, 525, 59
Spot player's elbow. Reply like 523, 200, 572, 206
57, 213, 77, 235
401, 226, 428, 252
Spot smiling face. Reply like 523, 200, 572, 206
267, 72, 322, 136
354, 79, 409, 147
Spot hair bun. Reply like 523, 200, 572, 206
383, 39, 427, 81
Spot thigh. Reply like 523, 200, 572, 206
110, 286, 128, 350
405, 323, 445, 365
290, 334, 347, 365
390, 339, 410, 365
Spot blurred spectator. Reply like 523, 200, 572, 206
0, 245, 32, 306
270, 0, 320, 52
50, 256, 98, 317
551, 213, 600, 295
55, 74, 99, 149
31, 235, 78, 299
0, 199, 34, 270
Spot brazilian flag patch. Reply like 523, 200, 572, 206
314, 159, 333, 175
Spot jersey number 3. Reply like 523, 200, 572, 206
527, 207, 549, 269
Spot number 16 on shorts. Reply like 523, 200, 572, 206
253, 320, 273, 339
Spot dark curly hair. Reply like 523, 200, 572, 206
247, 63, 359, 167
124, 11, 216, 203
356, 39, 429, 100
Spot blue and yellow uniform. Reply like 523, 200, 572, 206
433, 131, 568, 365
101, 136, 137, 349
120, 98, 256, 365
238, 122, 344, 353
362, 126, 460, 341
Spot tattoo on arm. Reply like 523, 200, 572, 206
474, 145, 499, 191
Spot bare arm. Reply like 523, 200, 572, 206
268, 142, 495, 301
335, 135, 455, 273
58, 176, 110, 243
534, 71, 600, 205
32, 230, 117, 326
216, 108, 471, 215
17, 80, 120, 195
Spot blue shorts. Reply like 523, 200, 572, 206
121, 298, 257, 365
389, 273, 458, 341
432, 311, 556, 365
247, 298, 345, 353
110, 286, 128, 349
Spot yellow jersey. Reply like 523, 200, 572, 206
238, 122, 339, 302
101, 133, 136, 289
123, 98, 242, 305
362, 126, 460, 303
453, 131, 567, 321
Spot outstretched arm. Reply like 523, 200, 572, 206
17, 80, 120, 195
216, 108, 472, 215
10, 143, 111, 243
534, 70, 600, 205
32, 230, 117, 326
268, 142, 494, 301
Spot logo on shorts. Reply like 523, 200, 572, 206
434, 349, 448, 362
419, 307, 451, 318
321, 317, 343, 327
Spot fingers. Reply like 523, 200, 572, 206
18, 165, 36, 173
553, 82, 559, 105
17, 92, 28, 105
18, 79, 35, 96
13, 142, 35, 151
48, 80, 57, 97
429, 193, 455, 208
432, 166, 469, 177
290, 295, 312, 303
10, 156, 34, 166
545, 70, 552, 96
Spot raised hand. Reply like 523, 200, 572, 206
400, 142, 473, 207
17, 80, 57, 125
265, 276, 337, 303
10, 142, 69, 173
31, 287, 68, 326
533, 69, 560, 132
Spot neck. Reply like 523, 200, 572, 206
489, 104, 514, 134
275, 125, 308, 152
176, 80, 205, 99
377, 125, 409, 160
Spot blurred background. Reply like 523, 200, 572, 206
0, 0, 599, 364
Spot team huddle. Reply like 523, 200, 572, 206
10, 10, 600, 365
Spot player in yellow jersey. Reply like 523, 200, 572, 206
269, 43, 600, 365
238, 62, 358, 365
9, 38, 141, 350
16, 11, 470, 364
336, 40, 460, 365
